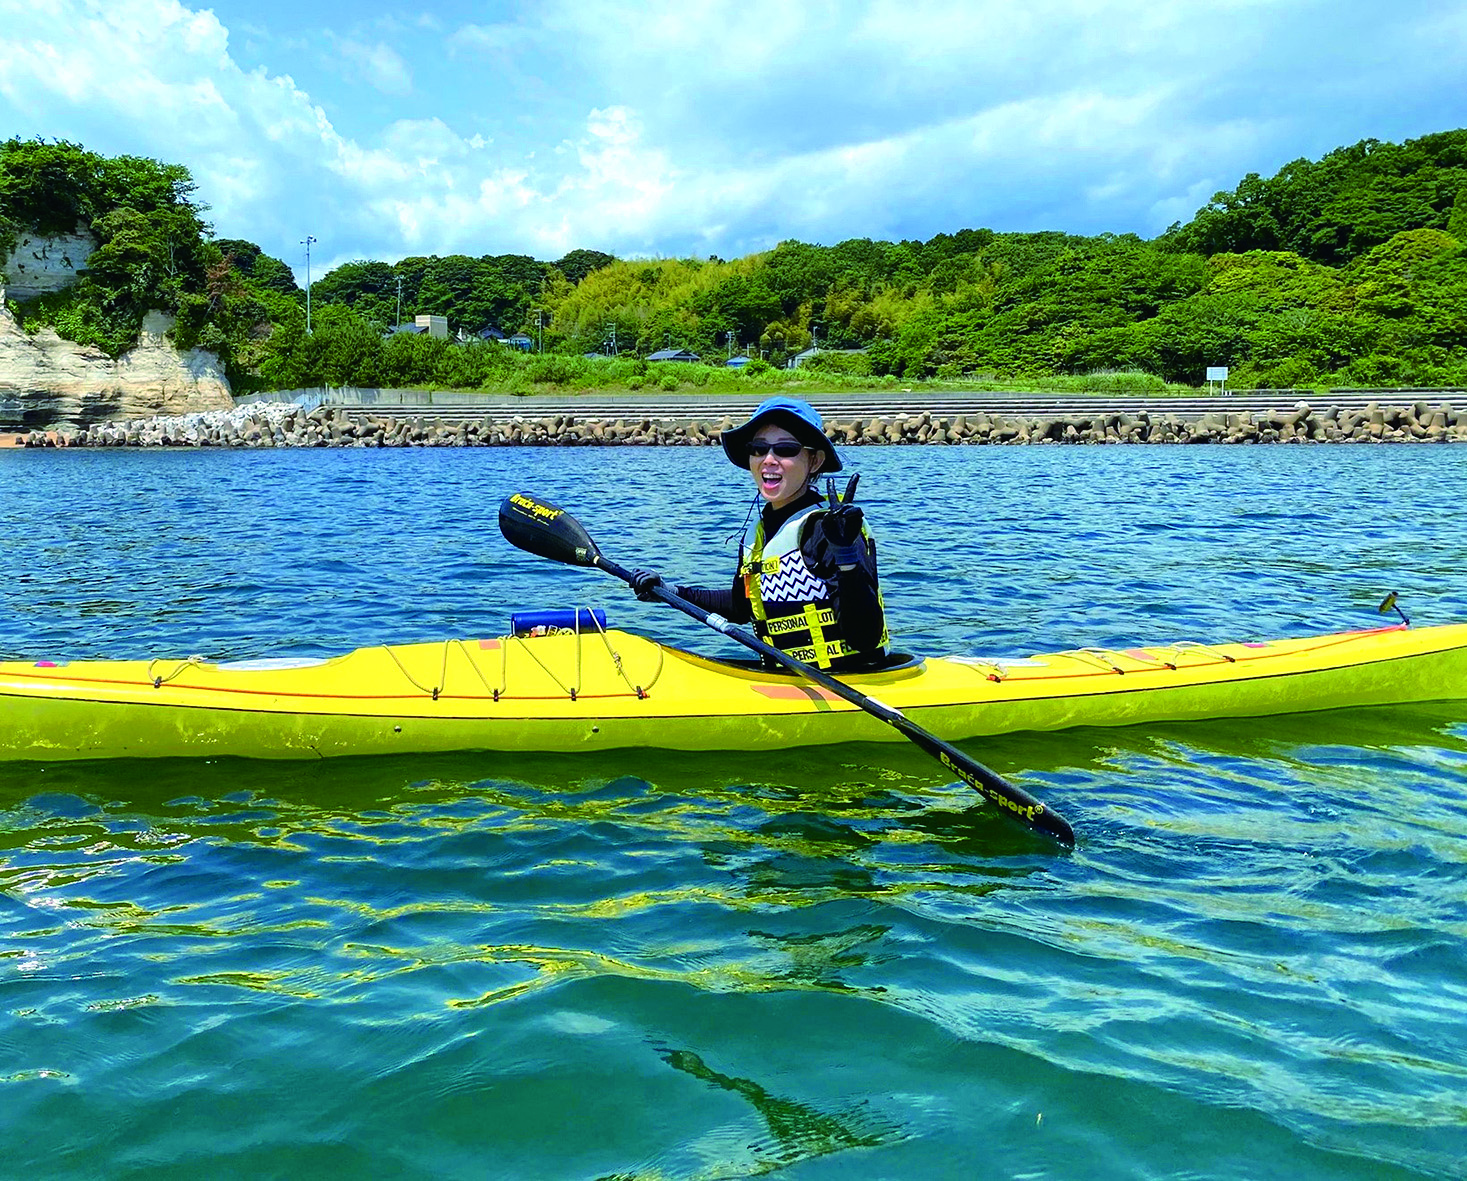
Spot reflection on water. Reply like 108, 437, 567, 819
639, 1044, 901, 1176
1, 445, 1466, 1178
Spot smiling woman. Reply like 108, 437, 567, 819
631, 396, 889, 674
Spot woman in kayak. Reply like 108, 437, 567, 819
632, 396, 888, 672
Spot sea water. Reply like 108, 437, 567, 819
1, 443, 1464, 1179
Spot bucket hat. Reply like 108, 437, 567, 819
720, 396, 843, 473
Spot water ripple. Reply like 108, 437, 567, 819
2, 446, 1466, 1178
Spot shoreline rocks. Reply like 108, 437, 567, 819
9, 399, 1467, 449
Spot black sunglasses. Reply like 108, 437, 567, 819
747, 440, 809, 458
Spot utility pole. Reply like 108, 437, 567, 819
301, 236, 316, 334
395, 275, 403, 327
536, 308, 544, 353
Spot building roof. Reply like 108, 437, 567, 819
725, 355, 751, 367
648, 348, 700, 362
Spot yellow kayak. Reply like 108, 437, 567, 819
1, 621, 1465, 761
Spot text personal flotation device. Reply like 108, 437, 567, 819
739, 503, 887, 670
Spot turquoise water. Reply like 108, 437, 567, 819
2, 444, 1465, 1179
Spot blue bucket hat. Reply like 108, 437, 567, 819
721, 396, 843, 473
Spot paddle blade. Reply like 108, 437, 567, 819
499, 493, 602, 567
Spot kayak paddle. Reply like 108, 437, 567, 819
499, 492, 1076, 849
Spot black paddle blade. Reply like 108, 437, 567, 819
499, 493, 602, 567
1376, 590, 1410, 626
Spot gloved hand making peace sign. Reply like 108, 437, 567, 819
823, 475, 865, 567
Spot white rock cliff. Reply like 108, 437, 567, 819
4, 229, 99, 301
1, 233, 233, 428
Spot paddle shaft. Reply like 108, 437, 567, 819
596, 554, 1075, 848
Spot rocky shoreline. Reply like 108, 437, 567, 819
8, 398, 1467, 448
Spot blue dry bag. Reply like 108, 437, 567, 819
510, 608, 608, 637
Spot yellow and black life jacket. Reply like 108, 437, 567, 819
739, 503, 888, 670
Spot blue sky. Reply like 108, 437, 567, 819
1, 0, 1464, 279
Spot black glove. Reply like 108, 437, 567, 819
631, 568, 664, 601
824, 503, 865, 547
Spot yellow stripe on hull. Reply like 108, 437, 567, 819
1, 624, 1465, 761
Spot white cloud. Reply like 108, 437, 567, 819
336, 39, 413, 97
447, 21, 541, 57
0, 0, 1461, 275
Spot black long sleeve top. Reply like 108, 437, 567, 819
677, 490, 885, 657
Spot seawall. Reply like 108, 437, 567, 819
9, 397, 1466, 448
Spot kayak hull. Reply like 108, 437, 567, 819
1, 623, 1465, 761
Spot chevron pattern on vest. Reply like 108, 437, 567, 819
758, 554, 827, 603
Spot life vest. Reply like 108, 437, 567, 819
739, 503, 888, 670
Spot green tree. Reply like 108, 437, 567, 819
215, 238, 300, 295
1163, 130, 1467, 264
1445, 188, 1467, 243
552, 248, 616, 284
1, 137, 218, 357
312, 259, 400, 325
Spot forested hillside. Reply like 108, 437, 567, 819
0, 138, 298, 383
4, 130, 1465, 393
